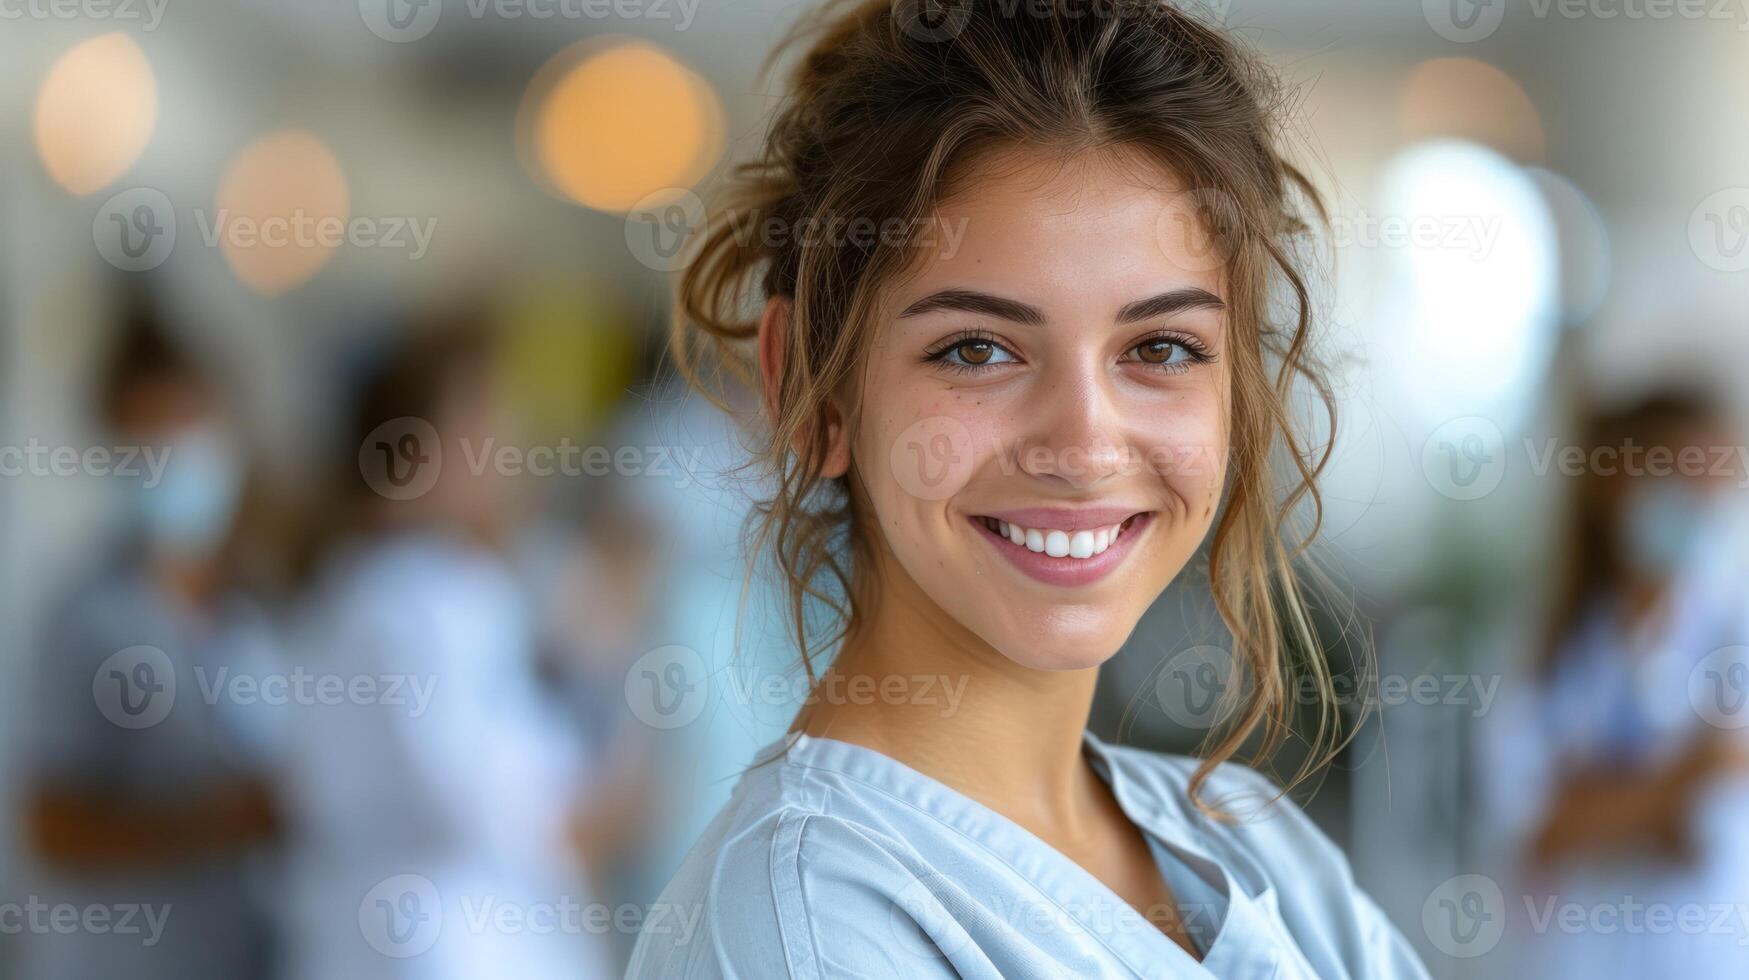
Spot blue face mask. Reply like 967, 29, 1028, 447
1620, 480, 1716, 582
133, 424, 244, 559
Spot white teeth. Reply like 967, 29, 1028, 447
1068, 530, 1095, 558
984, 515, 1141, 560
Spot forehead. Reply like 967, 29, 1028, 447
891, 144, 1226, 315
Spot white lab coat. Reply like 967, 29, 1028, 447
278, 529, 609, 980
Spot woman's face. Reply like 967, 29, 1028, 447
846, 145, 1233, 670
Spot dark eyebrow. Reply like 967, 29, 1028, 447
1115, 288, 1225, 324
897, 289, 1045, 325
897, 287, 1224, 325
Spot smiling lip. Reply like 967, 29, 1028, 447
968, 509, 1153, 588
979, 506, 1142, 529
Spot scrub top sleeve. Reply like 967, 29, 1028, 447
1201, 761, 1432, 980
647, 809, 964, 980
28, 593, 129, 785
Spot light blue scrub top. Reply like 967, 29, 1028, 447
628, 730, 1429, 979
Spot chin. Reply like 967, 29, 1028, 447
977, 605, 1140, 672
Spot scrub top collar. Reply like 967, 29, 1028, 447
772, 730, 1299, 979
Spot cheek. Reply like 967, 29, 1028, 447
1137, 388, 1228, 521
854, 387, 968, 558
858, 377, 1011, 518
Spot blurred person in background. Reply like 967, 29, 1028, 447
1489, 385, 1749, 976
591, 384, 797, 913
503, 416, 667, 966
19, 284, 283, 979
277, 313, 612, 979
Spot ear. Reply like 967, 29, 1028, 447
758, 296, 850, 480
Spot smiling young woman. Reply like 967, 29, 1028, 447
628, 1, 1430, 977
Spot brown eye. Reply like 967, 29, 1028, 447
927, 335, 1016, 370
1135, 339, 1177, 364
957, 340, 995, 364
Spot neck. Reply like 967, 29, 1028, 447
797, 552, 1103, 826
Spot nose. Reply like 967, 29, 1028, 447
1016, 362, 1127, 490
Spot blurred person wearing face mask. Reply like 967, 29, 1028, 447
1486, 386, 1749, 976
277, 313, 609, 980
19, 287, 283, 979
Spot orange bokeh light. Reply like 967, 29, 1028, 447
34, 33, 158, 196
213, 129, 351, 296
520, 38, 724, 213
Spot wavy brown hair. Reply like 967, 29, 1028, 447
668, 0, 1346, 807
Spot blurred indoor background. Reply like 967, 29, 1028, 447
4, 0, 1749, 976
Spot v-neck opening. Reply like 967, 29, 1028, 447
777, 730, 1238, 977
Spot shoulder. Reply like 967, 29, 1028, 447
1096, 740, 1431, 979
1098, 743, 1354, 892
628, 790, 944, 980
1094, 738, 1326, 855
